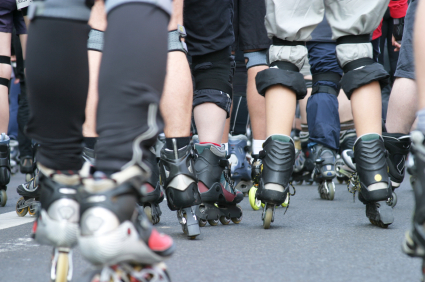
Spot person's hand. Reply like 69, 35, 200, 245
392, 35, 401, 52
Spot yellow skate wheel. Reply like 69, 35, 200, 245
208, 219, 219, 226
55, 252, 69, 282
144, 205, 153, 223
16, 197, 28, 217
249, 187, 262, 211
263, 206, 273, 229
0, 190, 7, 207
199, 219, 207, 227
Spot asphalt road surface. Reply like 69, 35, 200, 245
0, 173, 421, 282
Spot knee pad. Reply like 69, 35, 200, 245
29, 0, 91, 21
168, 25, 187, 54
255, 61, 306, 99
336, 35, 389, 99
311, 72, 341, 97
193, 89, 232, 118
0, 56, 11, 88
105, 0, 171, 16
192, 47, 235, 97
244, 50, 267, 69
87, 29, 104, 52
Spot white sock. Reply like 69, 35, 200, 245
252, 139, 265, 155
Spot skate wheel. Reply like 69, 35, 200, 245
327, 181, 335, 201
387, 192, 397, 208
235, 181, 252, 194
54, 252, 69, 282
219, 216, 231, 225
248, 187, 261, 211
263, 206, 273, 229
144, 205, 153, 223
208, 219, 219, 226
0, 189, 7, 207
369, 219, 389, 229
199, 219, 207, 227
16, 197, 28, 217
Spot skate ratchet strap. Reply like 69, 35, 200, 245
28, 0, 91, 21
87, 29, 104, 52
272, 37, 305, 46
244, 50, 268, 69
269, 61, 299, 72
168, 25, 188, 54
342, 57, 375, 73
336, 34, 371, 45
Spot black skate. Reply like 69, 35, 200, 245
383, 132, 411, 208
256, 135, 295, 229
32, 167, 81, 282
82, 147, 95, 165
159, 140, 202, 239
140, 149, 163, 225
194, 143, 243, 227
16, 171, 40, 217
354, 134, 393, 228
311, 144, 337, 200
402, 131, 425, 262
336, 129, 357, 184
0, 133, 11, 207
79, 166, 175, 281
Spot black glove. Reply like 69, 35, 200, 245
393, 17, 405, 43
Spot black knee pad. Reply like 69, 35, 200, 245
192, 89, 232, 117
311, 72, 341, 97
336, 35, 389, 99
0, 56, 11, 88
192, 46, 235, 97
255, 61, 306, 99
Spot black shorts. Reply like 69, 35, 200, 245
184, 0, 234, 56
394, 0, 417, 80
232, 0, 271, 51
0, 0, 27, 34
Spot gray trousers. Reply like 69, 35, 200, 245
265, 0, 390, 69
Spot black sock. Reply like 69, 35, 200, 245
83, 137, 97, 150
165, 137, 191, 150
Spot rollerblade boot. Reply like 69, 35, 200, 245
354, 134, 393, 228
228, 135, 252, 195
336, 129, 357, 184
311, 144, 336, 200
159, 139, 201, 238
383, 133, 410, 208
16, 171, 41, 217
402, 131, 425, 259
0, 133, 11, 207
78, 166, 174, 281
32, 164, 81, 282
291, 131, 314, 185
256, 135, 295, 229
140, 149, 163, 225
194, 143, 243, 227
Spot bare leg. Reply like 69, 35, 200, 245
338, 90, 354, 123
247, 65, 267, 140
385, 78, 417, 134
416, 1, 425, 110
194, 103, 227, 143
265, 85, 297, 137
83, 1, 107, 138
221, 101, 232, 144
0, 32, 12, 133
351, 81, 382, 136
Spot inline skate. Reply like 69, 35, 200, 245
336, 129, 356, 184
140, 148, 163, 225
79, 165, 174, 282
402, 131, 425, 280
193, 143, 243, 227
0, 133, 10, 207
228, 134, 252, 195
350, 134, 393, 228
16, 170, 40, 217
311, 144, 337, 200
159, 139, 202, 239
32, 164, 81, 282
291, 131, 314, 185
383, 132, 411, 208
255, 135, 295, 229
